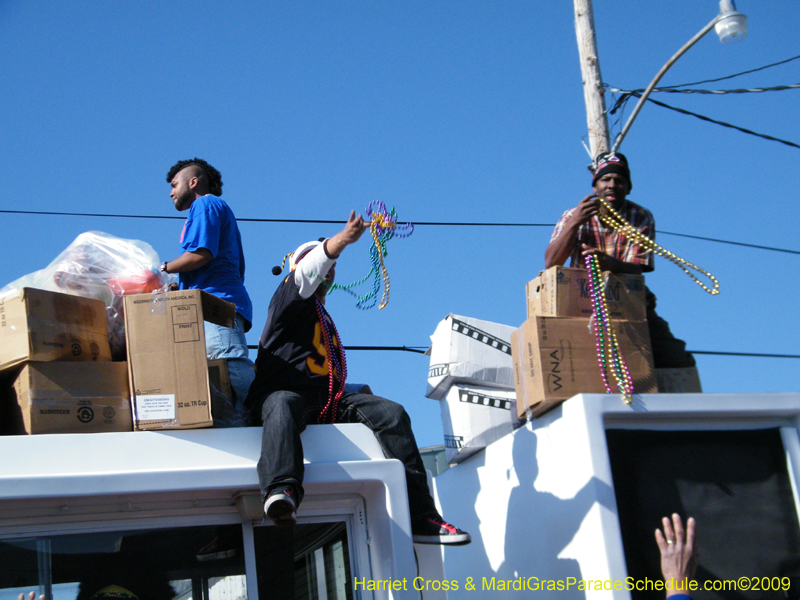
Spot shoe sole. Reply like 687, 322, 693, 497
265, 497, 297, 528
412, 533, 472, 546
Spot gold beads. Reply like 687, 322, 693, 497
598, 198, 720, 296
370, 223, 391, 310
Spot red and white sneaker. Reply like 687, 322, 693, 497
412, 515, 471, 545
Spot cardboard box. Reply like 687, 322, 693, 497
208, 358, 242, 427
4, 361, 131, 434
124, 290, 235, 430
208, 359, 233, 405
526, 267, 646, 321
511, 316, 657, 419
0, 288, 111, 372
655, 366, 703, 393
426, 314, 517, 400
440, 384, 517, 464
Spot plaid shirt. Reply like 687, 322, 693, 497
550, 199, 655, 270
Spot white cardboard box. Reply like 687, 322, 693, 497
440, 384, 518, 464
426, 314, 516, 400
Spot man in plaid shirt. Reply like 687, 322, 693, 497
546, 152, 655, 274
545, 152, 695, 370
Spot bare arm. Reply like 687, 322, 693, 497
324, 211, 368, 258
544, 194, 599, 268
293, 211, 369, 300
164, 248, 213, 273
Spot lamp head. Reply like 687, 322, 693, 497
716, 0, 747, 43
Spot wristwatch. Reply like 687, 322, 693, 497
160, 261, 169, 273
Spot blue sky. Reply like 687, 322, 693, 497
1, 1, 798, 448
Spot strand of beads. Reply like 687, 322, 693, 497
369, 218, 392, 309
329, 201, 414, 310
597, 197, 720, 295
585, 255, 634, 405
315, 299, 348, 424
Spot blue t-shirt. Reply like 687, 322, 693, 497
179, 195, 253, 328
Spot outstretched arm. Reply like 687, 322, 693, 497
324, 211, 368, 259
293, 211, 369, 300
655, 513, 698, 598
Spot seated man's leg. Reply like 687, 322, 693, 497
256, 389, 319, 527
338, 393, 471, 545
337, 393, 436, 518
205, 315, 256, 416
646, 290, 696, 369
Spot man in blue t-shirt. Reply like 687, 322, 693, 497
161, 158, 255, 425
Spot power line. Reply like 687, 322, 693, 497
4, 207, 791, 360
619, 92, 800, 151
612, 82, 800, 96
246, 344, 428, 354
0, 209, 551, 227
243, 344, 800, 360
689, 350, 800, 360
671, 54, 800, 87
658, 230, 800, 256
637, 53, 800, 90
343, 345, 428, 355
1, 208, 798, 255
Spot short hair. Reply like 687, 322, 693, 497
166, 158, 223, 196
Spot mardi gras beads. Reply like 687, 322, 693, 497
330, 201, 413, 310
315, 298, 347, 424
597, 197, 720, 295
585, 254, 634, 405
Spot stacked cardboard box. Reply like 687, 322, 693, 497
427, 314, 522, 463
124, 289, 236, 430
526, 266, 647, 321
512, 267, 656, 419
0, 287, 241, 434
0, 287, 112, 370
439, 384, 518, 464
4, 362, 132, 434
0, 288, 130, 434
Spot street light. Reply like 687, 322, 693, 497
610, 0, 747, 153
715, 0, 748, 43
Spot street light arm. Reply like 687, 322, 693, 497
610, 15, 718, 154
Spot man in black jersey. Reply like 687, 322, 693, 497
245, 211, 470, 545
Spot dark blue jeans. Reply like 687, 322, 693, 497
255, 389, 439, 522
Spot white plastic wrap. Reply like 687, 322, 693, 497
0, 231, 174, 359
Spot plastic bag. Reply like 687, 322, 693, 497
0, 231, 174, 359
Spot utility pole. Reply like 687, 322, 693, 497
574, 0, 610, 160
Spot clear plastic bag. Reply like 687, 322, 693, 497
0, 231, 174, 359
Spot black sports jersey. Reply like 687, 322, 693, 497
246, 243, 343, 410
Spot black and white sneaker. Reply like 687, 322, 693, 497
264, 485, 297, 528
412, 515, 471, 545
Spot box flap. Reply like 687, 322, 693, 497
200, 291, 236, 328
